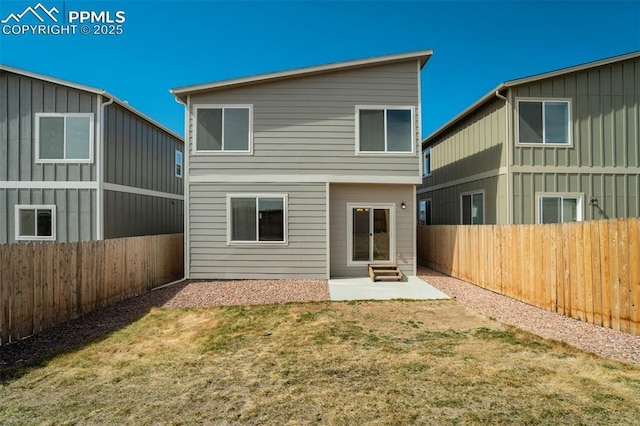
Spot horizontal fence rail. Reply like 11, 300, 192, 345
418, 219, 640, 336
0, 234, 184, 345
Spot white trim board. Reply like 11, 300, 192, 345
0, 181, 98, 189
102, 183, 185, 200
190, 174, 422, 185
417, 168, 507, 194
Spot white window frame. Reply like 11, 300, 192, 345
516, 98, 572, 147
175, 150, 183, 178
346, 202, 396, 266
536, 193, 584, 224
419, 198, 432, 225
35, 113, 94, 163
460, 190, 485, 225
226, 193, 288, 245
14, 204, 57, 241
192, 104, 253, 155
355, 105, 416, 155
423, 148, 431, 177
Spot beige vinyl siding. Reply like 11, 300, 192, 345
187, 61, 420, 179
329, 183, 414, 278
418, 175, 507, 225
188, 182, 326, 279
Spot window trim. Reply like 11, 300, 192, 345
192, 104, 254, 155
423, 148, 431, 177
175, 150, 183, 178
355, 105, 416, 155
14, 204, 57, 241
536, 193, 584, 224
459, 190, 485, 225
346, 202, 396, 266
515, 98, 573, 147
35, 113, 94, 163
419, 198, 432, 225
226, 193, 288, 245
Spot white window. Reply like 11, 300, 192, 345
538, 194, 583, 224
461, 191, 484, 225
35, 113, 94, 163
15, 205, 56, 241
356, 106, 414, 154
517, 99, 571, 145
423, 148, 431, 176
194, 105, 252, 153
227, 194, 287, 244
419, 199, 432, 225
175, 150, 183, 178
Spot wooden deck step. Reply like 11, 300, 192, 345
368, 264, 403, 282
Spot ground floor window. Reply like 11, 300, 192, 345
348, 203, 395, 264
538, 194, 582, 224
15, 205, 56, 241
227, 194, 287, 243
461, 192, 484, 225
419, 199, 432, 225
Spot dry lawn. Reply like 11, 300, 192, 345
1, 300, 640, 424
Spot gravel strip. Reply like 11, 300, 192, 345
418, 267, 640, 365
161, 279, 330, 308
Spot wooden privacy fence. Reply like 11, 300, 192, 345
418, 218, 640, 336
0, 233, 183, 345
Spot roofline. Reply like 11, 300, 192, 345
0, 64, 183, 142
423, 50, 640, 146
170, 49, 433, 101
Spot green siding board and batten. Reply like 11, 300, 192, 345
0, 65, 184, 244
173, 50, 431, 279
420, 51, 640, 225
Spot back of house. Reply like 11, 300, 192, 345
418, 51, 640, 225
172, 50, 431, 279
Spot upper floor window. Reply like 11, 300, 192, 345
461, 191, 484, 225
35, 113, 94, 163
194, 105, 252, 153
227, 194, 287, 244
423, 148, 431, 176
15, 205, 56, 241
356, 106, 414, 154
175, 150, 183, 178
538, 194, 582, 224
517, 99, 571, 145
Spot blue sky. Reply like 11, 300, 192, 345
1, 1, 639, 138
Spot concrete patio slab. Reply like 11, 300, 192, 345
328, 276, 451, 301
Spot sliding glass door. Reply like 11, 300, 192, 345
350, 205, 393, 263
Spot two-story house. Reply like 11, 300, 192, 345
171, 50, 432, 279
418, 51, 640, 225
0, 65, 184, 243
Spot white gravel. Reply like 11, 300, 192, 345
418, 267, 640, 365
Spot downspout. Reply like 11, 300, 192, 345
494, 89, 511, 225
97, 95, 114, 240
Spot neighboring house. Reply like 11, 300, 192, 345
0, 65, 184, 244
418, 51, 640, 225
171, 50, 431, 279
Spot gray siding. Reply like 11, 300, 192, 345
0, 188, 96, 243
104, 190, 183, 239
104, 103, 183, 195
189, 182, 326, 279
418, 175, 507, 225
0, 70, 98, 182
330, 183, 414, 278
187, 61, 420, 179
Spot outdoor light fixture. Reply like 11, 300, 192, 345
401, 202, 407, 209
590, 197, 599, 207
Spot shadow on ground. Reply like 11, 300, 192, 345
0, 282, 188, 381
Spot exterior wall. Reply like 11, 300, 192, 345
0, 70, 98, 183
418, 97, 507, 224
187, 61, 421, 179
510, 56, 640, 223
104, 190, 183, 239
418, 175, 507, 225
0, 188, 96, 243
330, 183, 414, 278
188, 182, 326, 279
